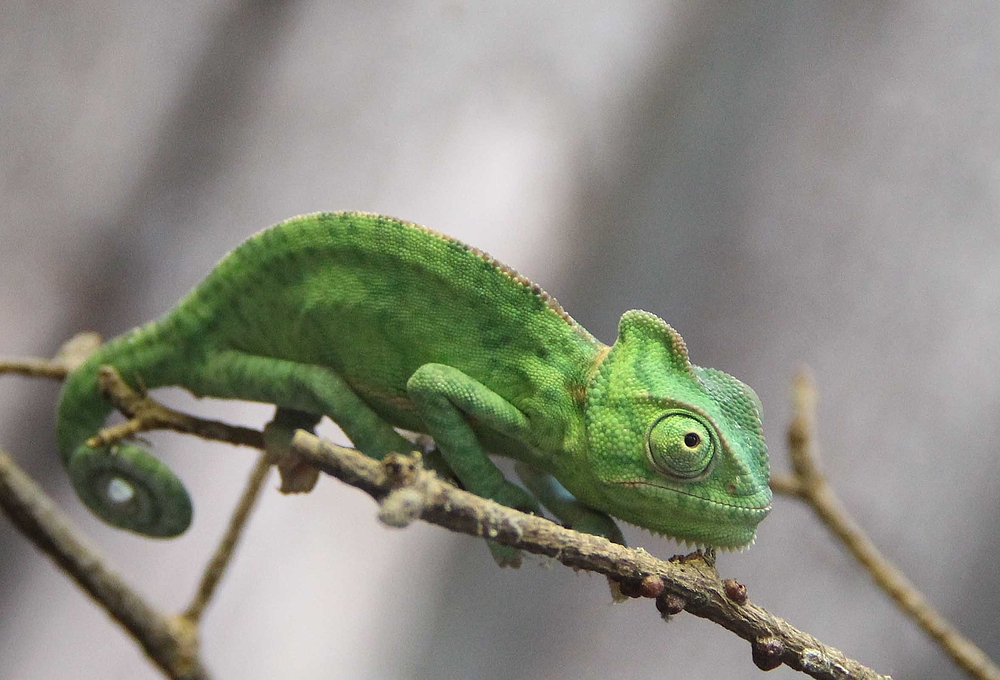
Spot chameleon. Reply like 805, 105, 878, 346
55, 212, 770, 559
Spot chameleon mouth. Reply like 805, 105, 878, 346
604, 481, 771, 550
613, 480, 772, 514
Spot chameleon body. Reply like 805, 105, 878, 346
56, 212, 770, 553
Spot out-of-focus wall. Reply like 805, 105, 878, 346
1, 2, 998, 678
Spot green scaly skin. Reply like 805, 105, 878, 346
56, 212, 771, 555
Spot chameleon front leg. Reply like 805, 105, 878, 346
514, 462, 625, 545
406, 363, 541, 566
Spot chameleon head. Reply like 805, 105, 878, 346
581, 310, 771, 549
68, 442, 193, 537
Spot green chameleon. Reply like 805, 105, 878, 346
56, 212, 770, 560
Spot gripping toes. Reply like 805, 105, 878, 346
490, 479, 542, 516
264, 408, 323, 493
407, 363, 540, 563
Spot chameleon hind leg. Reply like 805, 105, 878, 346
407, 363, 541, 566
264, 408, 322, 492
188, 350, 415, 460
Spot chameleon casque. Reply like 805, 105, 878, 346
56, 212, 770, 558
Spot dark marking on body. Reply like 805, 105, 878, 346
481, 330, 512, 351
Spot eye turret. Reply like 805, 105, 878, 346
647, 412, 715, 479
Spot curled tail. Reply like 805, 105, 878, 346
56, 323, 192, 537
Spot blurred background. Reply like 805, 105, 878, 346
2, 2, 999, 678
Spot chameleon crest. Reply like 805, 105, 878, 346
55, 212, 770, 557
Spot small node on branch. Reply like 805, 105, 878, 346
751, 636, 785, 671
616, 579, 644, 599
166, 614, 202, 675
378, 488, 426, 528
723, 578, 748, 605
275, 457, 320, 494
640, 574, 665, 599
54, 332, 102, 370
383, 452, 422, 488
656, 591, 687, 618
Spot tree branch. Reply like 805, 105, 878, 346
89, 365, 264, 450
0, 445, 209, 680
7, 345, 991, 678
7, 359, 889, 678
183, 451, 272, 622
1, 341, 270, 679
770, 369, 1000, 680
0, 331, 101, 379
289, 432, 887, 679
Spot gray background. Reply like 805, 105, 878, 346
2, 2, 998, 678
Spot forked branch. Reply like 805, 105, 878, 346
91, 364, 885, 679
770, 370, 1000, 680
0, 446, 208, 680
3, 345, 981, 679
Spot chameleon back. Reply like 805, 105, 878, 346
181, 212, 604, 433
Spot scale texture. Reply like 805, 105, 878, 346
56, 212, 771, 554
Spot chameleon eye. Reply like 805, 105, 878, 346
647, 413, 714, 479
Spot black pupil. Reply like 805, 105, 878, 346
684, 432, 700, 448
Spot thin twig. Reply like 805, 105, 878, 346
89, 365, 264, 450
0, 445, 210, 680
775, 368, 1000, 680
290, 431, 888, 680
768, 473, 803, 496
95, 366, 273, 622
184, 452, 272, 622
0, 356, 71, 380
0, 331, 102, 379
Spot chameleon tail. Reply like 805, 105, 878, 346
55, 321, 192, 537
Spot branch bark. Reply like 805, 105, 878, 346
289, 432, 887, 679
